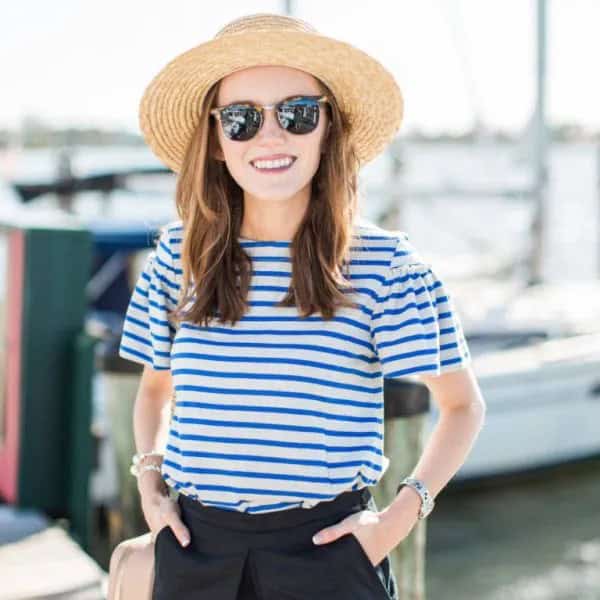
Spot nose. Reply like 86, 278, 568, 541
256, 106, 286, 140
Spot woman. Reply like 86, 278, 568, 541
118, 12, 486, 600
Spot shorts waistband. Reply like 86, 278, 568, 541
177, 487, 372, 532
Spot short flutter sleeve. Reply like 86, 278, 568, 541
118, 226, 180, 370
371, 234, 472, 379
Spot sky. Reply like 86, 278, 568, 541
1, 0, 598, 136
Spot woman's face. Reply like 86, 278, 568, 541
213, 65, 330, 204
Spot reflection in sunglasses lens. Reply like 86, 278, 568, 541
278, 99, 319, 134
220, 97, 321, 140
222, 106, 261, 141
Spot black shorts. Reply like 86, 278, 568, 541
153, 486, 399, 599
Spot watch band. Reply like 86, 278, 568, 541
396, 476, 435, 519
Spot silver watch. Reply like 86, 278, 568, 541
396, 476, 435, 519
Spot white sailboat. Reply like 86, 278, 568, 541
420, 0, 600, 480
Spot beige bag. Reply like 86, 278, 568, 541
107, 532, 155, 600
107, 391, 177, 600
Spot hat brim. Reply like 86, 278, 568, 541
139, 30, 404, 173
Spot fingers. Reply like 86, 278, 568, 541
313, 523, 345, 544
160, 498, 191, 547
313, 511, 366, 545
165, 508, 191, 547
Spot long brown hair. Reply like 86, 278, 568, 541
163, 76, 362, 328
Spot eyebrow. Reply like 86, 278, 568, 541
218, 93, 319, 106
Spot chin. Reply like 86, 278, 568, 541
247, 188, 303, 202
240, 179, 309, 202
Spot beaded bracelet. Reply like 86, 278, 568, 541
130, 461, 163, 478
130, 451, 164, 478
132, 451, 164, 466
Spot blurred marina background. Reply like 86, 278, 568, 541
1, 1, 599, 599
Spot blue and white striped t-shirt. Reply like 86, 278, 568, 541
119, 219, 471, 513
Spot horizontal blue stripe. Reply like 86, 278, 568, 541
371, 298, 446, 322
380, 346, 444, 365
173, 383, 383, 410
171, 415, 383, 440
168, 429, 384, 456
171, 351, 380, 380
174, 399, 383, 424
174, 333, 379, 365
164, 458, 367, 485
373, 278, 443, 305
245, 298, 375, 318
372, 315, 437, 336
162, 473, 367, 502
375, 331, 438, 351
213, 313, 371, 334
384, 355, 469, 379
118, 345, 170, 370
162, 469, 379, 498
166, 444, 382, 471
155, 252, 182, 276
176, 324, 376, 352
171, 367, 381, 395
122, 319, 172, 343
162, 477, 306, 513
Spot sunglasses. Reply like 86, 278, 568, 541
210, 95, 329, 141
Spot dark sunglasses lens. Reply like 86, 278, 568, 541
277, 97, 321, 134
220, 106, 261, 141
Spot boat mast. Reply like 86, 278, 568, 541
528, 0, 549, 285
283, 0, 294, 16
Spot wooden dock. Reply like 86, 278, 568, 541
0, 512, 107, 600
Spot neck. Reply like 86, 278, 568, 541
240, 186, 310, 241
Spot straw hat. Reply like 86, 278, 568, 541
139, 13, 404, 173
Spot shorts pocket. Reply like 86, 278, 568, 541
343, 533, 393, 599
153, 524, 172, 566
154, 524, 170, 545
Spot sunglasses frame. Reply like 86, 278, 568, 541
210, 94, 330, 140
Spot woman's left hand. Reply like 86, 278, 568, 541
312, 508, 404, 567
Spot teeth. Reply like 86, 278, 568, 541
252, 157, 294, 169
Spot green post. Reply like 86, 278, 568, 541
66, 331, 98, 553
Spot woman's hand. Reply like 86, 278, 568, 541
138, 471, 191, 547
312, 505, 416, 567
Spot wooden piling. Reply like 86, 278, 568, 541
371, 378, 431, 600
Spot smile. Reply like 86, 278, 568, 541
250, 156, 297, 172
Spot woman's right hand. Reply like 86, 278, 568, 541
138, 471, 191, 547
